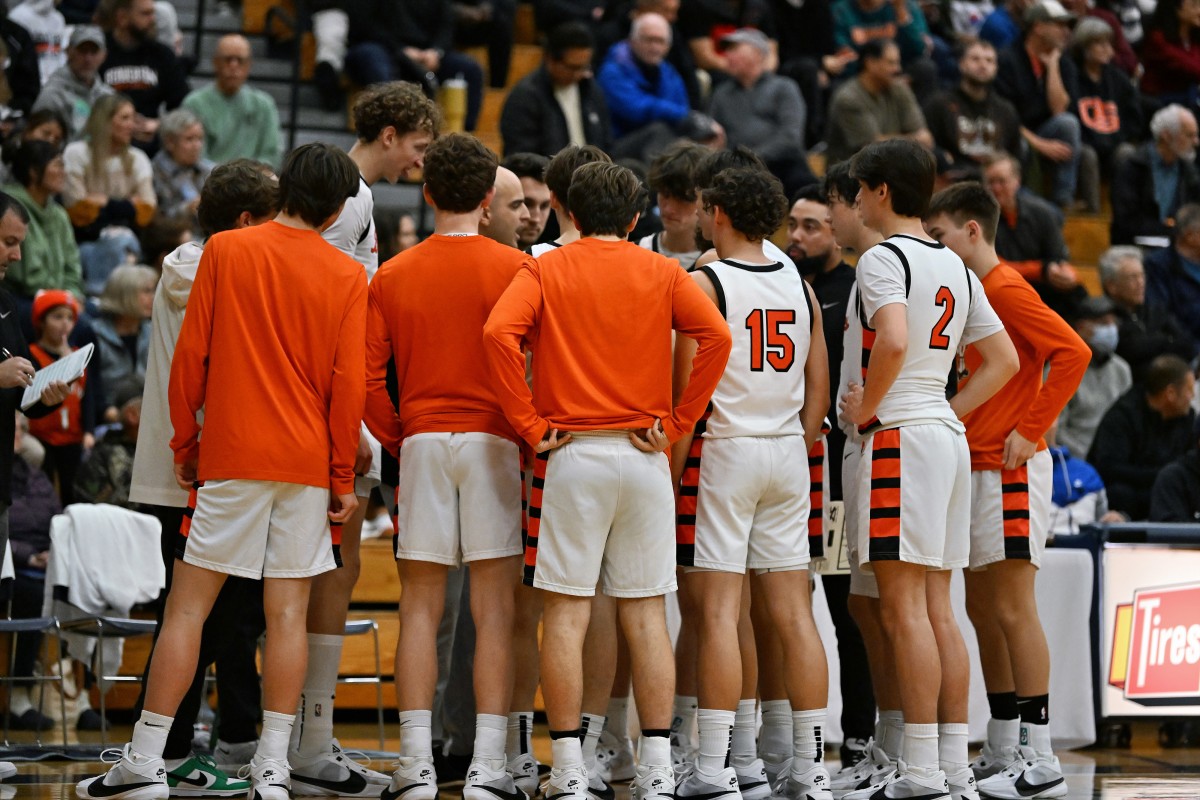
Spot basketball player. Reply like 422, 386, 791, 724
293, 81, 439, 797
483, 162, 732, 800
77, 143, 366, 800
363, 133, 530, 800
528, 144, 613, 257
837, 140, 1018, 800
639, 142, 707, 270
924, 183, 1088, 800
671, 166, 832, 800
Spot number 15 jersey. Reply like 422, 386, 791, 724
696, 258, 815, 439
853, 234, 1003, 433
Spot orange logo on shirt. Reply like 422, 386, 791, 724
1078, 97, 1120, 135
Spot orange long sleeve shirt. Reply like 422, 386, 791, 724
960, 263, 1090, 470
364, 234, 533, 453
482, 237, 732, 448
169, 221, 368, 496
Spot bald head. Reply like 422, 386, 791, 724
630, 13, 672, 65
214, 34, 252, 96
480, 167, 530, 248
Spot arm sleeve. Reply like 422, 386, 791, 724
167, 241, 217, 465
960, 270, 1006, 345
663, 269, 732, 441
831, 3, 854, 52
856, 246, 909, 323
327, 273, 368, 496
363, 278, 402, 455
482, 261, 548, 448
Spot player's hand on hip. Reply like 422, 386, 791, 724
629, 419, 669, 453
39, 379, 70, 406
354, 430, 373, 475
0, 356, 35, 389
535, 428, 572, 453
174, 460, 198, 490
329, 492, 359, 524
1002, 429, 1038, 470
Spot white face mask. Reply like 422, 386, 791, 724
1089, 322, 1119, 357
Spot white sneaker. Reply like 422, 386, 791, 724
759, 753, 791, 789
842, 762, 948, 800
77, 745, 169, 800
382, 758, 438, 800
671, 737, 697, 775
290, 743, 389, 796
213, 739, 257, 773
0, 763, 13, 781
464, 758, 528, 800
595, 730, 636, 783
508, 754, 541, 798
632, 764, 675, 800
586, 767, 615, 800
733, 758, 771, 800
968, 743, 1018, 783
242, 756, 291, 800
945, 767, 979, 800
543, 765, 589, 800
832, 741, 895, 796
674, 766, 741, 800
975, 752, 1066, 799
768, 765, 832, 800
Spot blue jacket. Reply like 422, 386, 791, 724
1144, 245, 1200, 345
596, 41, 690, 139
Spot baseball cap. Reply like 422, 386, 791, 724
719, 28, 771, 57
31, 289, 79, 329
1068, 294, 1115, 322
1025, 0, 1075, 25
69, 25, 105, 49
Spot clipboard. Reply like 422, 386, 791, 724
814, 500, 851, 576
21, 343, 93, 410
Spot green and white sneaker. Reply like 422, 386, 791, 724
166, 754, 251, 797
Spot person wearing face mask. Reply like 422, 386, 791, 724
1111, 104, 1200, 245
1055, 295, 1131, 459
1088, 354, 1197, 520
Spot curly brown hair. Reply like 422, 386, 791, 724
702, 168, 787, 242
567, 162, 648, 237
424, 133, 498, 213
352, 81, 441, 143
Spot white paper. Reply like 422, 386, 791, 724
21, 343, 94, 410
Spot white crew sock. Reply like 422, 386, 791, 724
880, 710, 904, 760
731, 700, 758, 765
874, 715, 886, 747
507, 711, 535, 760
987, 717, 1019, 751
131, 710, 173, 759
938, 723, 968, 774
638, 734, 671, 769
581, 714, 605, 772
258, 711, 295, 763
696, 709, 735, 774
552, 735, 584, 770
901, 723, 939, 775
1021, 722, 1053, 757
605, 696, 630, 739
792, 708, 826, 771
474, 714, 507, 764
293, 633, 344, 760
671, 696, 699, 748
399, 710, 434, 760
759, 700, 793, 756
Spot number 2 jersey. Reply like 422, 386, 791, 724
695, 258, 814, 438
849, 234, 1003, 434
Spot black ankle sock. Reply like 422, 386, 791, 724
1017, 694, 1050, 725
987, 691, 1019, 720
641, 728, 671, 739
550, 728, 584, 741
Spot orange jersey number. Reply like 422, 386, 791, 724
746, 308, 797, 372
929, 286, 955, 350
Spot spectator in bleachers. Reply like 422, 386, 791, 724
1046, 419, 1123, 532
150, 109, 212, 226
1089, 354, 1196, 520
535, 0, 607, 32
502, 152, 552, 250
980, 0, 1031, 49
374, 209, 420, 263
1145, 203, 1200, 345
63, 94, 154, 297
181, 34, 282, 168
96, 0, 189, 155
996, 0, 1085, 210
984, 153, 1085, 315
679, 0, 778, 78
1057, 295, 1133, 458
499, 22, 612, 157
597, 13, 719, 161
1101, 246, 1197, 383
0, 3, 42, 117
1070, 17, 1142, 175
595, 0, 703, 110
773, 0, 852, 146
74, 375, 142, 507
1150, 415, 1200, 521
343, 0, 484, 132
138, 213, 193, 271
2, 141, 85, 307
91, 263, 154, 420
825, 38, 932, 164
830, 0, 938, 100
1110, 105, 1200, 246
309, 2, 350, 111
18, 110, 68, 148
1139, 0, 1200, 105
453, 0, 516, 89
1060, 0, 1139, 75
923, 38, 1022, 180
1097, 0, 1145, 47
710, 28, 814, 197
9, 0, 67, 86
31, 26, 114, 141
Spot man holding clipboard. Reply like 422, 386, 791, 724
0, 190, 73, 784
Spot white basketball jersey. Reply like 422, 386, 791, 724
531, 241, 563, 257
838, 280, 864, 442
698, 258, 814, 438
322, 177, 379, 279
854, 234, 1003, 433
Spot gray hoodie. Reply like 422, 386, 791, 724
31, 62, 115, 139
129, 240, 202, 508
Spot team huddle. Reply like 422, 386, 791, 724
77, 81, 1090, 800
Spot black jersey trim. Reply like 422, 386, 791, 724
889, 233, 946, 249
874, 241, 913, 299
715, 258, 784, 273
802, 279, 816, 334
697, 265, 727, 319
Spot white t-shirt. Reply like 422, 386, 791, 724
852, 233, 1003, 432
553, 83, 586, 147
531, 240, 564, 257
322, 176, 378, 279
638, 232, 700, 271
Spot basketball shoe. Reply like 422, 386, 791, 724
595, 730, 636, 783
632, 763, 676, 800
212, 740, 256, 772
242, 756, 290, 800
0, 763, 13, 781
508, 753, 542, 797
382, 757, 438, 800
841, 761, 948, 800
674, 766, 741, 800
165, 753, 249, 797
733, 758, 771, 800
463, 759, 528, 800
768, 764, 832, 800
975, 750, 1066, 799
290, 741, 389, 796
542, 765, 589, 800
945, 767, 979, 800
967, 742, 1018, 783
760, 751, 791, 788
832, 741, 896, 797
77, 745, 169, 800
